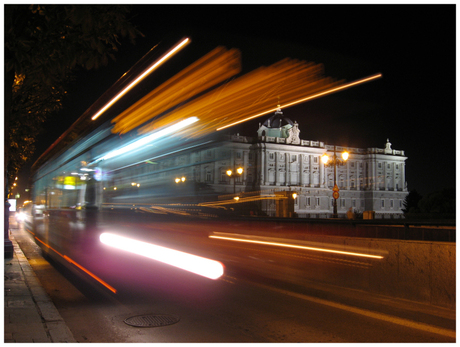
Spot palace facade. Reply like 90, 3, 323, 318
114, 107, 408, 219
183, 107, 408, 218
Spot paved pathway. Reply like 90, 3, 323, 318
4, 234, 75, 343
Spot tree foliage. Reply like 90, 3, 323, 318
4, 4, 142, 188
403, 188, 456, 219
418, 188, 456, 215
402, 189, 422, 214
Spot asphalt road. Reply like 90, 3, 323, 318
12, 218, 455, 342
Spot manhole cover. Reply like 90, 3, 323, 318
124, 314, 180, 328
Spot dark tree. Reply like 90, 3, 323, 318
4, 4, 142, 188
4, 4, 142, 256
418, 188, 456, 216
402, 189, 422, 214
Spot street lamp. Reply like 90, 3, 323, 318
321, 145, 349, 218
175, 176, 186, 184
226, 167, 244, 194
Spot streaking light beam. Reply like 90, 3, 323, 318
216, 73, 382, 131
91, 37, 190, 121
96, 116, 199, 162
100, 232, 224, 280
209, 234, 384, 259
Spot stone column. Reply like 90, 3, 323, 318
275, 152, 279, 186
384, 161, 388, 190
402, 162, 406, 191
286, 153, 290, 186
320, 157, 325, 188
299, 154, 303, 186
310, 155, 314, 187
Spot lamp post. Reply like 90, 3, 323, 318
321, 145, 349, 218
226, 167, 243, 194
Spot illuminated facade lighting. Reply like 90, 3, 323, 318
91, 38, 190, 121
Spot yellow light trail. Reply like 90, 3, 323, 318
109, 43, 381, 140
112, 54, 342, 138
215, 73, 382, 131
91, 37, 190, 121
209, 234, 384, 259
112, 46, 241, 134
141, 62, 337, 135
198, 195, 283, 207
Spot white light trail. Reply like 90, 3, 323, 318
209, 234, 384, 259
100, 232, 224, 280
91, 38, 190, 121
98, 116, 198, 162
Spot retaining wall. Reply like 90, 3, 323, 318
227, 218, 456, 309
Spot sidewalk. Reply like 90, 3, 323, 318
4, 234, 76, 343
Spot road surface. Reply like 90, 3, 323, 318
12, 217, 455, 342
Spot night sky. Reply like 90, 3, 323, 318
25, 4, 456, 197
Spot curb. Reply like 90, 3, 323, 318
4, 237, 76, 342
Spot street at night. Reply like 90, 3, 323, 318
4, 4, 456, 344
7, 214, 455, 343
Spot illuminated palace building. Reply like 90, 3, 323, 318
152, 106, 408, 219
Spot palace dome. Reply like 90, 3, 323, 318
257, 106, 297, 139
261, 107, 295, 128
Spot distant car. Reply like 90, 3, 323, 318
15, 208, 26, 222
